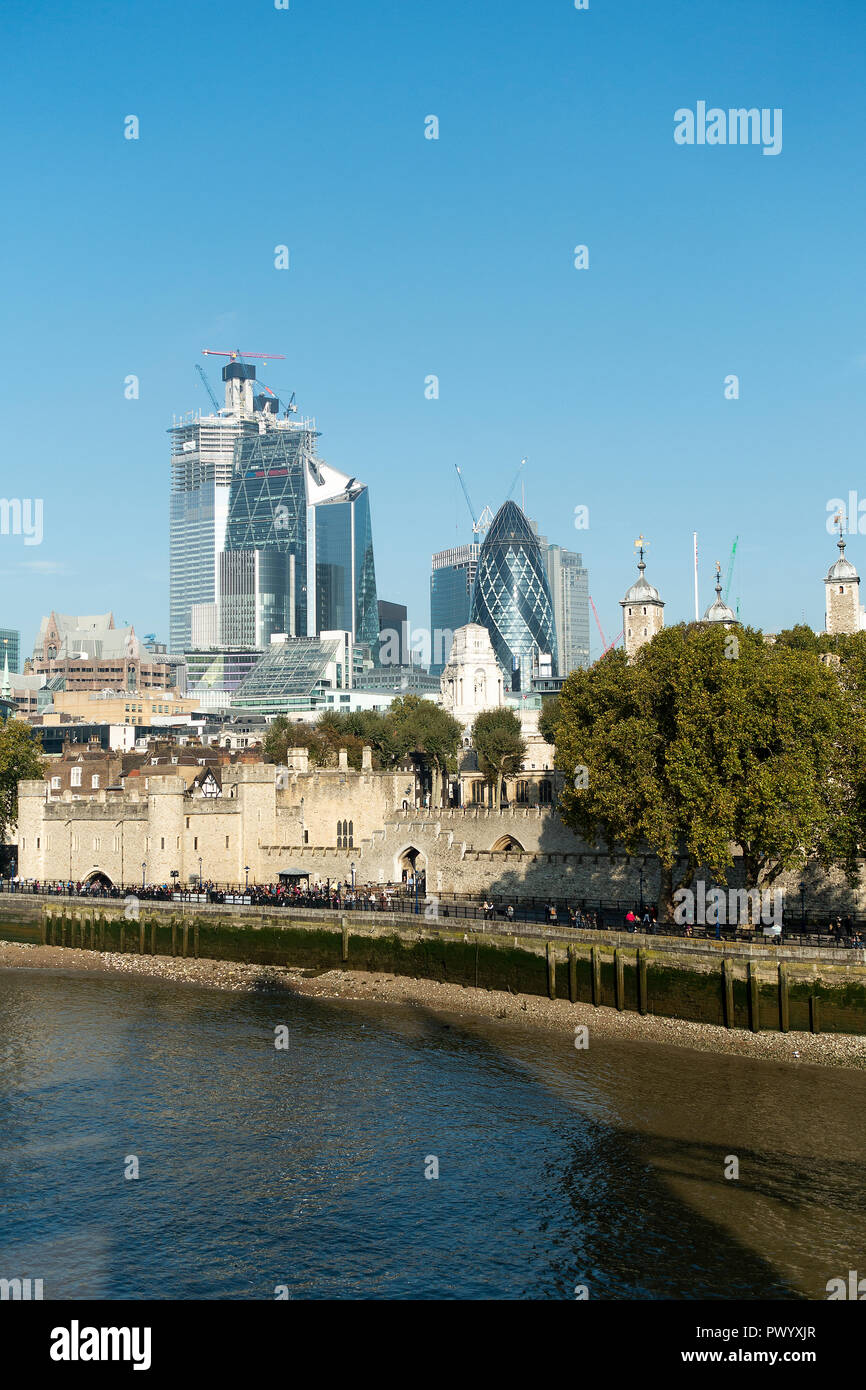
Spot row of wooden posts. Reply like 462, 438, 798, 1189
40, 908, 822, 1034
43, 908, 200, 960
543, 943, 822, 1034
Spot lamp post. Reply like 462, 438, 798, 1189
141, 861, 146, 889
414, 872, 419, 915
351, 861, 356, 890
244, 865, 249, 891
198, 856, 203, 890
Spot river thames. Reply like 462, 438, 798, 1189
0, 967, 863, 1300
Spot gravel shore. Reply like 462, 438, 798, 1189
2, 940, 865, 1069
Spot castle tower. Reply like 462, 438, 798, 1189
620, 535, 664, 660
702, 561, 738, 628
825, 520, 860, 635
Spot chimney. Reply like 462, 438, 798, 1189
338, 747, 348, 771
362, 745, 372, 772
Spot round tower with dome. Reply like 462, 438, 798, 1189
702, 561, 739, 628
620, 535, 664, 660
824, 516, 861, 635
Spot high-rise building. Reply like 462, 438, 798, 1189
543, 544, 590, 675
220, 422, 378, 651
430, 544, 480, 674
470, 501, 557, 690
377, 600, 409, 666
0, 628, 20, 674
169, 363, 259, 653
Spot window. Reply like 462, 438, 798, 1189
539, 780, 553, 805
93, 837, 100, 851
91, 774, 99, 789
225, 836, 229, 849
515, 780, 529, 804
70, 767, 82, 787
36, 837, 40, 849
337, 820, 353, 849
471, 781, 486, 804
160, 837, 165, 850
642, 606, 647, 615
194, 837, 198, 850
51, 776, 60, 790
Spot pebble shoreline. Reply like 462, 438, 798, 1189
2, 941, 865, 1069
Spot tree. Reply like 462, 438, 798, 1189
538, 694, 560, 746
547, 624, 864, 920
387, 695, 462, 807
0, 720, 45, 846
471, 707, 526, 809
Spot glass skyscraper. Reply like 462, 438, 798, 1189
470, 501, 557, 689
315, 484, 379, 650
429, 544, 480, 674
543, 543, 590, 675
0, 628, 20, 674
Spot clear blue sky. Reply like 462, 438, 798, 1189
1, 0, 864, 661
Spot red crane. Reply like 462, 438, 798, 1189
201, 348, 286, 361
589, 595, 623, 656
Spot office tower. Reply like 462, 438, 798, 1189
220, 420, 378, 651
0, 628, 20, 674
377, 600, 409, 666
169, 363, 259, 653
429, 544, 480, 674
544, 544, 590, 675
470, 501, 557, 690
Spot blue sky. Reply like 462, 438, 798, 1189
1, 0, 865, 660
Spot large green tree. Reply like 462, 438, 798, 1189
547, 624, 864, 920
471, 707, 527, 809
387, 695, 462, 807
0, 720, 45, 845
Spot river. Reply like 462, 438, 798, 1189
0, 967, 862, 1299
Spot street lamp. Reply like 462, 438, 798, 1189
198, 856, 203, 889
244, 865, 250, 891
141, 861, 146, 889
351, 861, 356, 890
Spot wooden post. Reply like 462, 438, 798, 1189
591, 946, 601, 1006
119, 920, 125, 954
140, 919, 146, 954
722, 958, 734, 1029
171, 919, 177, 958
194, 922, 200, 959
546, 942, 556, 999
810, 994, 821, 1035
99, 915, 105, 952
42, 910, 49, 946
150, 917, 157, 955
614, 948, 625, 1011
183, 924, 189, 958
778, 962, 789, 1033
638, 948, 648, 1015
748, 960, 760, 1033
341, 916, 349, 963
568, 945, 578, 1003
62, 911, 68, 948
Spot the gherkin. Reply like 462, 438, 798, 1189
470, 500, 558, 686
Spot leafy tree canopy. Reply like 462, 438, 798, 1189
0, 720, 45, 844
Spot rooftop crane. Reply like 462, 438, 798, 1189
506, 457, 527, 500
723, 535, 739, 605
201, 348, 286, 362
194, 363, 221, 414
589, 595, 623, 656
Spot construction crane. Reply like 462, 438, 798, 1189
723, 536, 738, 604
194, 363, 221, 414
506, 457, 527, 500
201, 348, 286, 362
454, 465, 493, 538
589, 595, 623, 656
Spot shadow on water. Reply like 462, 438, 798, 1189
0, 965, 862, 1299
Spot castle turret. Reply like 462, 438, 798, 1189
620, 536, 664, 660
825, 521, 860, 635
702, 561, 738, 627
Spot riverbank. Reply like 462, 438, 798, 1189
3, 940, 865, 1069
